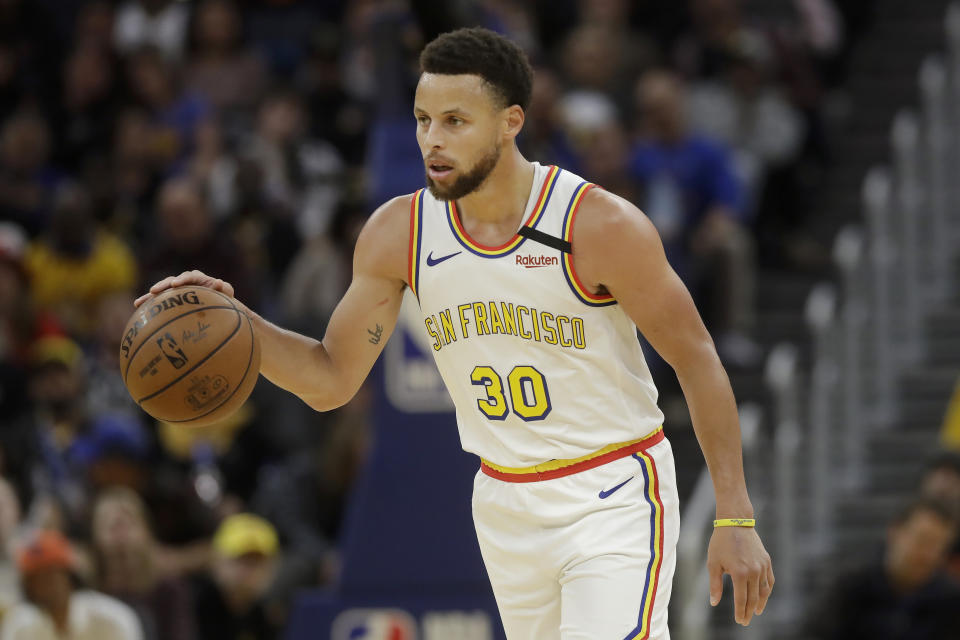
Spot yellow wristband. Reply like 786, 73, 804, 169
713, 518, 756, 528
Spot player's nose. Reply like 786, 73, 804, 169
422, 121, 445, 150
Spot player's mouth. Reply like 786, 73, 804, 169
427, 163, 454, 180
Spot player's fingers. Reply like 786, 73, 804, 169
133, 292, 152, 308
708, 563, 723, 606
149, 275, 176, 294
757, 562, 775, 615
213, 278, 234, 297
742, 567, 759, 626
732, 569, 747, 625
170, 270, 199, 288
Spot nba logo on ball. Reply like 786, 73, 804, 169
331, 609, 416, 640
157, 332, 188, 368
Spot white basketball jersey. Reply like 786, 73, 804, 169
408, 163, 664, 467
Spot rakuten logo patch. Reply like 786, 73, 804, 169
516, 254, 559, 268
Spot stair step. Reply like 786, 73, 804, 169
835, 492, 913, 525
901, 367, 958, 397
866, 462, 927, 492
925, 340, 960, 365
757, 272, 819, 313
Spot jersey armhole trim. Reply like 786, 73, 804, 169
408, 189, 424, 300
561, 182, 617, 307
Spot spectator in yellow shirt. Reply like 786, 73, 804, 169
24, 185, 136, 340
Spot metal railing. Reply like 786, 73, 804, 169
752, 5, 960, 638
675, 6, 960, 637
804, 284, 838, 554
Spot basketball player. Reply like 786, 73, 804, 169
139, 28, 773, 639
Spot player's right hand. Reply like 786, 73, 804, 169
134, 270, 235, 308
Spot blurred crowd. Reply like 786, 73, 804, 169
0, 0, 891, 637
805, 452, 960, 639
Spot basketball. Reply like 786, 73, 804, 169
119, 286, 260, 427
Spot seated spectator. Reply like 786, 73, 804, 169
7, 336, 89, 522
111, 108, 164, 243
673, 0, 766, 81
53, 42, 121, 174
0, 222, 60, 420
630, 70, 759, 366
71, 413, 152, 497
193, 513, 282, 640
918, 452, 960, 579
84, 291, 142, 421
252, 386, 374, 586
23, 184, 137, 340
185, 0, 267, 131
125, 48, 211, 174
4, 337, 148, 530
139, 177, 255, 308
687, 31, 805, 211
73, 1, 115, 53
114, 0, 189, 62
296, 24, 368, 166
806, 498, 960, 640
242, 89, 343, 243
0, 477, 22, 617
517, 66, 583, 174
1, 530, 143, 639
920, 453, 960, 512
91, 487, 196, 640
579, 119, 637, 204
559, 17, 659, 115
0, 112, 63, 238
278, 202, 364, 336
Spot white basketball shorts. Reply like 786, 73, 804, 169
472, 432, 680, 640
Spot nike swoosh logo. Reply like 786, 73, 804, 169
426, 251, 461, 267
598, 477, 633, 499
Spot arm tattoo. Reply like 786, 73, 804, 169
368, 324, 384, 345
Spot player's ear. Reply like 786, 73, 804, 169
503, 104, 524, 140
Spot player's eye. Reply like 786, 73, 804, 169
416, 115, 430, 126
448, 117, 463, 126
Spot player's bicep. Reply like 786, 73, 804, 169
578, 193, 715, 369
615, 255, 714, 370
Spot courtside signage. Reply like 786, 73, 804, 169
332, 608, 493, 640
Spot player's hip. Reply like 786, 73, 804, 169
472, 435, 679, 534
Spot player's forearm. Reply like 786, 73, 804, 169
673, 343, 753, 518
246, 311, 353, 411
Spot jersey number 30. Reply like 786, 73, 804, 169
470, 365, 551, 421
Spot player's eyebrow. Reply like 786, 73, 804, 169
413, 106, 470, 116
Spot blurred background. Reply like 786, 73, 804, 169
0, 0, 958, 638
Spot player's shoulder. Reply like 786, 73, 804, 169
576, 187, 656, 242
366, 192, 416, 231
565, 185, 665, 289
354, 193, 418, 282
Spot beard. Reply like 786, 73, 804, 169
426, 143, 501, 201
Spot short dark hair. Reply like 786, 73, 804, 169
419, 27, 533, 111
893, 496, 959, 528
925, 451, 960, 477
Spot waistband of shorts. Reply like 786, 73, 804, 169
480, 426, 665, 483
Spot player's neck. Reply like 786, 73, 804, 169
456, 147, 534, 226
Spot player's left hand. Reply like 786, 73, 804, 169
707, 526, 774, 626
